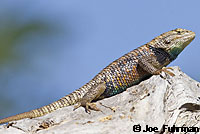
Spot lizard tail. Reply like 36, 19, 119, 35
0, 111, 35, 124
0, 91, 82, 124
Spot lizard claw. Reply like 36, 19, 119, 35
161, 67, 175, 76
73, 102, 81, 111
155, 67, 175, 77
86, 102, 101, 113
165, 67, 174, 71
73, 102, 102, 114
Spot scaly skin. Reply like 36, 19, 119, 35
0, 28, 195, 124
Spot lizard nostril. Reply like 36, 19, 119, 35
177, 31, 181, 35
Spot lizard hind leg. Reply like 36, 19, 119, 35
74, 101, 102, 114
73, 82, 106, 114
83, 102, 101, 114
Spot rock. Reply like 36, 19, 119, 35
0, 66, 200, 134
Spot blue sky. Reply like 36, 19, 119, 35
0, 0, 200, 118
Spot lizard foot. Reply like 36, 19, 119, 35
73, 82, 106, 113
85, 102, 102, 114
155, 67, 175, 77
73, 102, 102, 114
73, 102, 82, 111
99, 102, 116, 112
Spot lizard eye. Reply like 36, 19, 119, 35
165, 40, 171, 44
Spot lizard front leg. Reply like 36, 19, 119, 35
73, 82, 106, 113
138, 56, 175, 76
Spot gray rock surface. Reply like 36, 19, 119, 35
0, 66, 200, 134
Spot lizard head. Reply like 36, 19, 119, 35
150, 28, 195, 60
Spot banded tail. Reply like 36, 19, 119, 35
0, 90, 83, 124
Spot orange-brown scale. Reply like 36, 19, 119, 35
99, 43, 155, 98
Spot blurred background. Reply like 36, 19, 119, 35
0, 0, 200, 119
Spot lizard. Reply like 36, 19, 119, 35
0, 28, 195, 124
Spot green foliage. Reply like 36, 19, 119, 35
0, 16, 53, 117
0, 18, 50, 64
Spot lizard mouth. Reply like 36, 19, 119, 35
182, 31, 195, 48
168, 30, 195, 60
